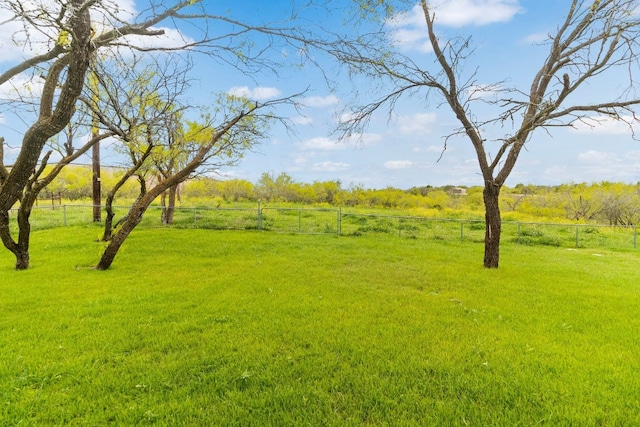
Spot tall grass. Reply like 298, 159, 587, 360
1, 226, 639, 425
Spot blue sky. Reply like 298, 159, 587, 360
2, 0, 640, 189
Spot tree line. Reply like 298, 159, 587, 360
44, 168, 640, 226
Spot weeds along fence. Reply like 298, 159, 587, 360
15, 204, 639, 250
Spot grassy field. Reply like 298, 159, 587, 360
1, 225, 639, 425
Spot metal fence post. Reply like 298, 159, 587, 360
575, 226, 579, 248
634, 226, 637, 249
193, 208, 197, 228
298, 209, 302, 233
460, 221, 464, 241
517, 222, 521, 244
257, 201, 262, 231
337, 207, 342, 235
63, 205, 67, 226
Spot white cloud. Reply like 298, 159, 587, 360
0, 73, 44, 102
227, 86, 282, 101
302, 95, 340, 108
292, 116, 313, 125
385, 160, 416, 169
92, 0, 137, 25
387, 5, 432, 52
293, 156, 309, 166
578, 150, 617, 164
389, 27, 434, 53
343, 133, 383, 147
300, 133, 382, 151
300, 137, 344, 151
427, 0, 523, 28
571, 115, 638, 135
0, 5, 50, 62
467, 84, 501, 101
387, 1, 522, 51
397, 113, 437, 135
338, 111, 364, 124
312, 161, 350, 172
539, 149, 640, 183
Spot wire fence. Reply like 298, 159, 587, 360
14, 203, 639, 250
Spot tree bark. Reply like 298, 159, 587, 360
102, 175, 147, 242
161, 185, 177, 225
14, 203, 32, 270
0, 1, 92, 267
0, 210, 19, 269
96, 196, 152, 270
483, 182, 502, 269
0, 195, 34, 270
102, 194, 116, 242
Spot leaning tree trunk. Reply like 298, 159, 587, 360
483, 182, 502, 269
102, 174, 147, 242
95, 196, 152, 270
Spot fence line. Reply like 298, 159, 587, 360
13, 203, 639, 250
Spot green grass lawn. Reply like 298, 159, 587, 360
1, 226, 639, 425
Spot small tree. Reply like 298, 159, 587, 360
78, 53, 192, 241
95, 95, 297, 270
336, 0, 640, 267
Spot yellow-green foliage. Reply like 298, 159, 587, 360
48, 166, 143, 200
45, 167, 640, 224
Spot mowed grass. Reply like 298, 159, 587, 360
1, 226, 639, 425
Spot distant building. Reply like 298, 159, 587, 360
449, 187, 467, 196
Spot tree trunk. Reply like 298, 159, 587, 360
14, 202, 32, 270
102, 174, 148, 242
161, 185, 177, 225
0, 210, 18, 268
483, 182, 502, 269
102, 191, 117, 241
95, 198, 150, 270
0, 202, 33, 270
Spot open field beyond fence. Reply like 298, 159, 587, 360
16, 203, 639, 250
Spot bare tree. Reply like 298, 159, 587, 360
336, 0, 640, 267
